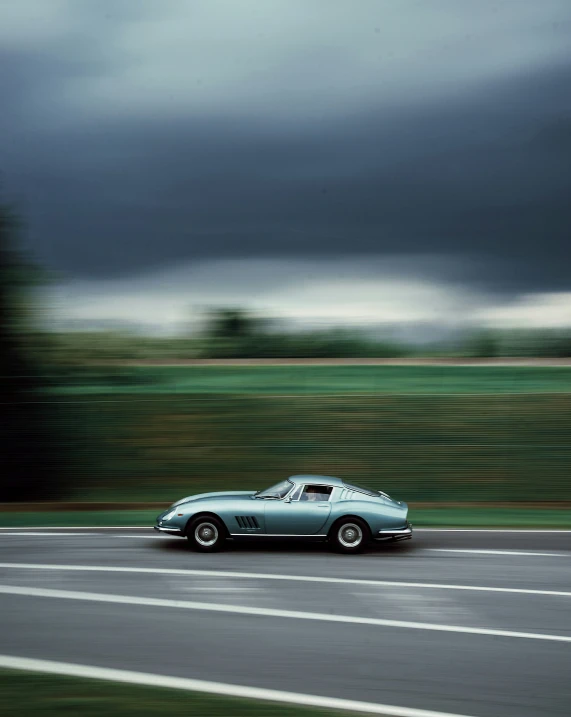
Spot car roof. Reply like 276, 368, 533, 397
288, 474, 344, 487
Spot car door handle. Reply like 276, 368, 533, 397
317, 504, 329, 508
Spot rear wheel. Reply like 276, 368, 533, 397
330, 517, 370, 554
186, 516, 226, 552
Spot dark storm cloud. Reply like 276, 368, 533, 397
1, 1, 571, 297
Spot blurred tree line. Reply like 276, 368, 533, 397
45, 316, 411, 364
463, 328, 571, 359
196, 308, 410, 359
43, 310, 571, 365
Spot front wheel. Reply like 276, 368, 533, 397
330, 518, 370, 554
186, 516, 226, 552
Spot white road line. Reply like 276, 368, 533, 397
184, 587, 258, 592
0, 584, 570, 644
1, 562, 571, 599
0, 532, 98, 537
416, 529, 571, 534
0, 654, 474, 717
112, 535, 172, 539
0, 526, 152, 530
0, 532, 168, 539
425, 549, 567, 557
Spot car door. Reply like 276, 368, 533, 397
264, 484, 332, 535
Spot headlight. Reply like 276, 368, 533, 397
162, 509, 177, 521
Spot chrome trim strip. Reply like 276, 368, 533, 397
230, 533, 327, 537
154, 526, 183, 533
377, 527, 412, 535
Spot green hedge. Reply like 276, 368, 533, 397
59, 393, 571, 503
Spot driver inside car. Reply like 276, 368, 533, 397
305, 486, 324, 501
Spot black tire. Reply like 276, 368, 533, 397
186, 516, 226, 552
329, 517, 370, 554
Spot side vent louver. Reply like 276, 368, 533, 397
235, 516, 261, 529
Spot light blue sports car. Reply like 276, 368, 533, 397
154, 474, 411, 553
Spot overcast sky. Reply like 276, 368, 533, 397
2, 1, 571, 331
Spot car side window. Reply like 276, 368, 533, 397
300, 485, 333, 502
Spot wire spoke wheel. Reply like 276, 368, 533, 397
195, 522, 218, 547
187, 517, 225, 552
338, 523, 363, 548
331, 518, 369, 553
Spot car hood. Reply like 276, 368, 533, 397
171, 491, 256, 508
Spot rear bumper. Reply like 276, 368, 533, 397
154, 525, 184, 536
375, 522, 413, 541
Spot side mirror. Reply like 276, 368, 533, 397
284, 497, 291, 503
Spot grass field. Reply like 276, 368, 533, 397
0, 669, 348, 717
1, 507, 570, 529
53, 364, 571, 394
52, 390, 571, 503
13, 365, 571, 513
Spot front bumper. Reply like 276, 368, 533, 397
154, 525, 184, 536
375, 522, 413, 541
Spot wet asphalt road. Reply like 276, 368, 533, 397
1, 527, 570, 717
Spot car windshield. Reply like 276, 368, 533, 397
255, 479, 293, 499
